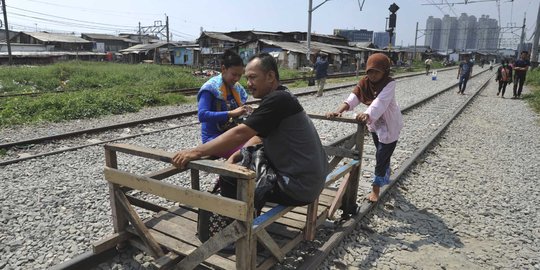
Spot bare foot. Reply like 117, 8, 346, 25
366, 185, 381, 202
366, 192, 379, 202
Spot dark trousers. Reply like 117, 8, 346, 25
371, 133, 397, 177
513, 73, 526, 97
498, 81, 508, 96
458, 75, 470, 93
220, 174, 309, 211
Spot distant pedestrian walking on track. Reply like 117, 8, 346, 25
314, 54, 329, 97
424, 57, 433, 75
197, 50, 251, 158
495, 60, 513, 98
326, 53, 403, 202
512, 51, 530, 99
457, 54, 474, 95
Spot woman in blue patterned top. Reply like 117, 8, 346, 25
197, 50, 251, 158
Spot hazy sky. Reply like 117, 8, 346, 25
6, 0, 539, 47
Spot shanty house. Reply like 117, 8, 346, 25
81, 33, 139, 52
171, 44, 200, 66
119, 42, 173, 64
10, 32, 93, 51
197, 32, 242, 67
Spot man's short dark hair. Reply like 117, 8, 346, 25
521, 51, 529, 55
248, 53, 280, 81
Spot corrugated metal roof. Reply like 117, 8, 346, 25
23, 32, 92, 43
301, 41, 342, 55
0, 51, 106, 58
258, 39, 306, 54
202, 32, 241, 43
119, 42, 170, 54
256, 39, 363, 55
81, 33, 139, 43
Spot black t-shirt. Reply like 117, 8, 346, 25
243, 86, 329, 203
244, 86, 302, 136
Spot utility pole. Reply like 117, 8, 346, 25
307, 0, 331, 64
414, 22, 418, 63
166, 15, 169, 43
531, 3, 540, 68
138, 22, 142, 43
1, 0, 12, 65
518, 15, 526, 56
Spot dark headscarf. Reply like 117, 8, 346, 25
352, 53, 394, 105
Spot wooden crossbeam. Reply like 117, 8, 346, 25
115, 190, 164, 258
104, 143, 255, 179
256, 229, 284, 262
327, 173, 350, 220
176, 221, 246, 270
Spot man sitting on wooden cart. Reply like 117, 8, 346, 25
173, 52, 329, 212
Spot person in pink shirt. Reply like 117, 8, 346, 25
326, 53, 403, 202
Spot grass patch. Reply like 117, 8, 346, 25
524, 68, 540, 113
0, 62, 305, 127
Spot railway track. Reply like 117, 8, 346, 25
45, 68, 493, 269
0, 68, 449, 166
0, 71, 360, 99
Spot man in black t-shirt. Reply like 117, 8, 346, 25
173, 53, 329, 208
512, 51, 530, 98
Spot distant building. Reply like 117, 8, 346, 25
333, 29, 373, 42
425, 16, 442, 50
440, 15, 458, 52
425, 14, 499, 52
456, 13, 477, 51
476, 15, 499, 50
373, 32, 395, 49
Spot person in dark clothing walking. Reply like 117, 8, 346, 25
495, 60, 513, 98
457, 54, 474, 95
314, 54, 329, 97
512, 51, 530, 99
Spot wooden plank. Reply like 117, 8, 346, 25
236, 176, 256, 270
323, 146, 359, 159
144, 165, 184, 180
307, 113, 359, 124
327, 173, 350, 220
152, 252, 181, 270
256, 230, 284, 263
104, 144, 255, 179
177, 221, 246, 270
167, 205, 198, 222
125, 194, 168, 213
92, 232, 131, 254
325, 159, 360, 186
105, 148, 129, 236
252, 205, 294, 233
304, 198, 319, 241
146, 228, 236, 270
104, 168, 249, 221
190, 169, 200, 190
144, 216, 203, 249
341, 124, 364, 215
115, 190, 164, 258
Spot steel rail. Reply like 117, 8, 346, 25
0, 67, 458, 166
298, 71, 494, 270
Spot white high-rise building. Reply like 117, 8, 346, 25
425, 16, 442, 50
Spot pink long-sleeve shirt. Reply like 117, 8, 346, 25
344, 80, 403, 144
